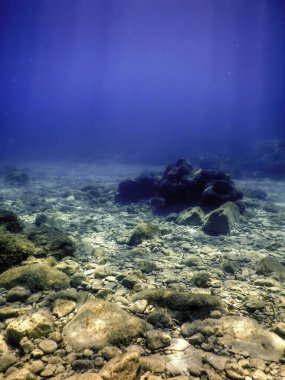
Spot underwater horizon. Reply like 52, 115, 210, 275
1, 2, 285, 380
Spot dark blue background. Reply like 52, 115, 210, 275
0, 0, 285, 162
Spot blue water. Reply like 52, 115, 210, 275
0, 0, 284, 165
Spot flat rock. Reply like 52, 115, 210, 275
99, 352, 141, 380
64, 375, 103, 380
182, 316, 285, 362
63, 299, 151, 351
52, 298, 76, 318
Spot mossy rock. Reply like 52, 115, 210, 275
0, 210, 23, 232
176, 207, 205, 226
127, 223, 160, 246
0, 262, 70, 291
27, 226, 76, 260
0, 228, 38, 272
132, 288, 222, 313
256, 256, 285, 282
203, 201, 240, 235
191, 271, 212, 287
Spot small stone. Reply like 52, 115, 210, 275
29, 360, 45, 374
31, 348, 44, 358
40, 364, 56, 377
19, 337, 34, 354
188, 333, 204, 344
145, 330, 171, 350
39, 339, 58, 354
101, 346, 122, 360
99, 352, 140, 380
0, 352, 18, 372
225, 362, 246, 379
52, 299, 76, 318
210, 310, 222, 319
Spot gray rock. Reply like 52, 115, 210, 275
203, 201, 240, 235
176, 207, 205, 226
63, 299, 151, 351
6, 310, 54, 345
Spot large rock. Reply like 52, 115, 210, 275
6, 310, 54, 345
0, 210, 23, 232
99, 352, 141, 380
256, 256, 285, 281
127, 223, 160, 246
63, 299, 151, 351
0, 262, 70, 291
27, 226, 76, 260
203, 201, 240, 235
131, 289, 222, 319
0, 229, 38, 272
176, 207, 205, 226
182, 316, 285, 362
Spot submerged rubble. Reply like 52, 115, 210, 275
0, 163, 284, 379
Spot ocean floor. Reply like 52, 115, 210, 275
0, 163, 285, 380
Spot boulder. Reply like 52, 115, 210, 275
0, 262, 70, 291
176, 207, 205, 226
203, 201, 240, 235
0, 210, 23, 232
127, 223, 160, 246
256, 256, 285, 281
6, 310, 54, 345
62, 299, 151, 351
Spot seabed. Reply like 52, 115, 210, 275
0, 162, 285, 380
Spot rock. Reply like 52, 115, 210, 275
0, 210, 23, 232
0, 306, 27, 321
223, 260, 240, 274
55, 259, 80, 276
139, 355, 166, 373
0, 352, 18, 372
145, 330, 171, 350
28, 360, 45, 374
0, 334, 9, 353
201, 179, 242, 208
127, 223, 160, 246
116, 176, 159, 203
176, 207, 205, 226
182, 316, 285, 362
52, 298, 76, 318
64, 375, 103, 380
19, 337, 35, 353
0, 229, 38, 272
256, 256, 285, 281
273, 323, 285, 337
27, 226, 76, 260
6, 310, 54, 345
6, 368, 35, 380
6, 286, 31, 302
147, 309, 173, 328
63, 299, 151, 351
203, 201, 240, 235
225, 361, 246, 380
99, 352, 141, 380
38, 339, 57, 354
101, 346, 123, 360
0, 262, 70, 291
132, 289, 222, 316
191, 271, 211, 287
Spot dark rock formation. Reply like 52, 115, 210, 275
116, 175, 159, 203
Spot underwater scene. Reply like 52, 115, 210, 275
0, 1, 285, 379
